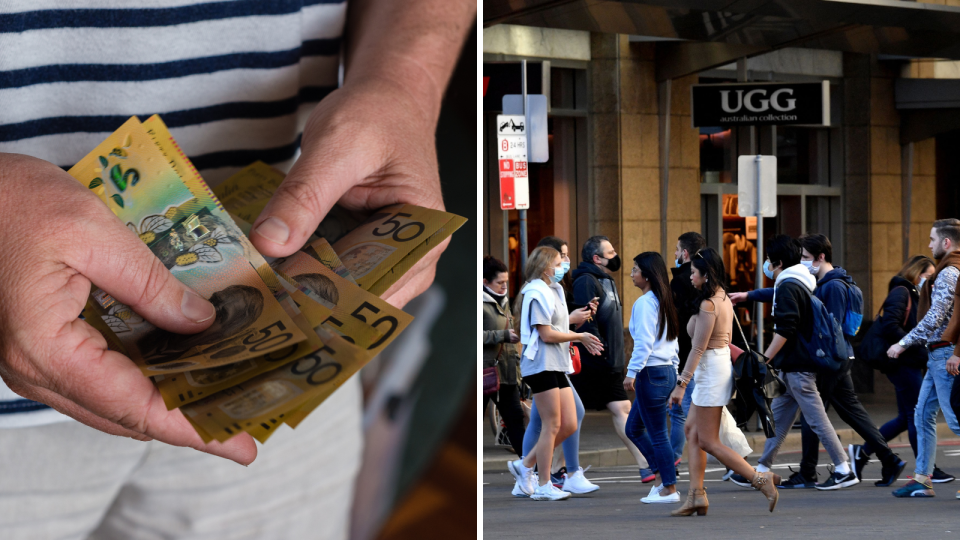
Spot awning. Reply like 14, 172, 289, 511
896, 78, 960, 143
486, 0, 960, 80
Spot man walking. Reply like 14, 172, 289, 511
570, 236, 649, 476
795, 234, 906, 487
731, 235, 857, 490
889, 219, 960, 498
668, 232, 706, 462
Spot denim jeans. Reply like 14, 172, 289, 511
861, 365, 922, 458
639, 378, 694, 471
914, 346, 960, 477
624, 365, 678, 486
521, 374, 586, 471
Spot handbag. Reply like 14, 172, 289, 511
858, 286, 911, 373
570, 343, 582, 375
484, 311, 512, 396
483, 363, 500, 396
732, 313, 786, 400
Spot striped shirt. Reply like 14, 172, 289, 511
0, 0, 347, 427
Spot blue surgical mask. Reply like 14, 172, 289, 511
675, 258, 681, 268
763, 260, 775, 280
550, 266, 565, 283
561, 261, 571, 275
918, 277, 927, 290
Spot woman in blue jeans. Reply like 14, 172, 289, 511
623, 252, 682, 504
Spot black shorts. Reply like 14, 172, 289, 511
569, 363, 629, 411
523, 371, 570, 394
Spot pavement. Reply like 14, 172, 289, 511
483, 373, 957, 473
483, 444, 960, 539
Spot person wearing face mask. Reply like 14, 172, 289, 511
570, 237, 653, 481
730, 233, 906, 488
509, 236, 599, 496
482, 256, 525, 460
856, 256, 955, 483
729, 235, 856, 491
888, 219, 960, 498
667, 232, 707, 467
507, 247, 604, 501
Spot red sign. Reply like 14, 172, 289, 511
500, 176, 515, 209
499, 159, 513, 172
483, 77, 490, 97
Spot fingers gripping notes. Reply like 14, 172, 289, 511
41, 115, 466, 448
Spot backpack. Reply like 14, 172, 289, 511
835, 280, 864, 338
781, 278, 848, 372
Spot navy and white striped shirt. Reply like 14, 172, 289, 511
0, 0, 347, 427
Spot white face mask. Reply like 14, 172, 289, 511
800, 260, 820, 275
918, 277, 927, 290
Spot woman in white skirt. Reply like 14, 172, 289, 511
668, 248, 780, 516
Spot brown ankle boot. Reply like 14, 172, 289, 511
751, 471, 781, 512
670, 487, 708, 517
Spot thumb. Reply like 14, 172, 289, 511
247, 144, 358, 258
67, 207, 217, 334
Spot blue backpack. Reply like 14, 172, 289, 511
781, 279, 848, 372
837, 281, 864, 338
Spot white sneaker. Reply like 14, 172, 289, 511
507, 460, 536, 496
562, 467, 600, 494
641, 487, 681, 504
647, 483, 664, 498
511, 480, 529, 497
531, 483, 572, 501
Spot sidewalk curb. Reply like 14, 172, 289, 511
483, 422, 956, 473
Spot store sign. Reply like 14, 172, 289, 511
691, 81, 830, 127
497, 115, 529, 210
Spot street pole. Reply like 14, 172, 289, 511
755, 154, 764, 353
518, 60, 528, 272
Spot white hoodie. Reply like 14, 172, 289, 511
772, 263, 817, 316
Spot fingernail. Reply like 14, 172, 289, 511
182, 290, 216, 323
255, 217, 290, 245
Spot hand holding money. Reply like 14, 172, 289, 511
246, 83, 449, 309
0, 153, 257, 465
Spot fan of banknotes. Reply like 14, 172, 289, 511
68, 115, 466, 444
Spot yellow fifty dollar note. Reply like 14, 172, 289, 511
332, 204, 467, 296
180, 329, 374, 443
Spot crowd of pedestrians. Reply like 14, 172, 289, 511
484, 218, 960, 510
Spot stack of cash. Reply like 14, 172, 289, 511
68, 116, 466, 444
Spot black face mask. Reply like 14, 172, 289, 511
600, 254, 621, 272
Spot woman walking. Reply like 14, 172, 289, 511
852, 255, 954, 483
482, 255, 526, 460
622, 253, 682, 504
514, 237, 600, 496
507, 246, 603, 501
669, 248, 779, 516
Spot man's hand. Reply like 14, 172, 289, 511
947, 355, 960, 376
887, 344, 906, 359
0, 154, 257, 465
248, 0, 475, 309
729, 292, 748, 305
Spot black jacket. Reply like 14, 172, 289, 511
571, 261, 624, 370
671, 262, 699, 370
771, 280, 816, 372
876, 275, 927, 370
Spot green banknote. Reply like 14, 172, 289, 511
70, 117, 307, 375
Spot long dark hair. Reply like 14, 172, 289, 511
691, 247, 728, 307
633, 252, 679, 341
